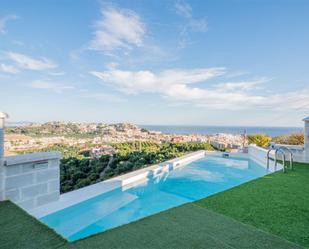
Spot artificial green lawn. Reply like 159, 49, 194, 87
0, 163, 308, 249
196, 162, 309, 248
66, 204, 300, 249
0, 201, 66, 249
0, 201, 300, 249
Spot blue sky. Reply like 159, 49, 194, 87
1, 0, 309, 126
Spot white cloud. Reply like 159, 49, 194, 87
6, 52, 57, 70
48, 71, 66, 76
105, 62, 119, 70
90, 67, 225, 94
90, 67, 309, 110
188, 19, 208, 32
0, 15, 18, 34
175, 1, 208, 48
89, 7, 145, 51
215, 78, 268, 92
175, 1, 207, 32
30, 80, 74, 93
0, 63, 19, 74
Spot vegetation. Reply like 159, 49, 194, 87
18, 142, 214, 193
60, 156, 110, 193
6, 122, 98, 138
248, 132, 304, 148
272, 132, 304, 145
247, 133, 271, 147
103, 142, 213, 180
6, 122, 144, 138
18, 144, 84, 159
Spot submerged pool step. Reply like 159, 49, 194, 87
68, 189, 193, 241
41, 191, 138, 238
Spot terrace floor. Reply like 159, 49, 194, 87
1, 162, 308, 249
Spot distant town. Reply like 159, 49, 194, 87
4, 122, 247, 156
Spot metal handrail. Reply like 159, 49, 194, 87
267, 146, 294, 173
266, 149, 273, 170
277, 146, 293, 170
275, 148, 286, 172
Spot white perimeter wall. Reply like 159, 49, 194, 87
30, 150, 207, 218
248, 144, 269, 164
0, 152, 61, 210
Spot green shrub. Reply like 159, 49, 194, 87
248, 134, 271, 147
272, 132, 304, 145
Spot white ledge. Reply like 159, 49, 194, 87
4, 152, 61, 166
29, 150, 206, 218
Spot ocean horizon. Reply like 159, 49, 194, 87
141, 125, 303, 137
6, 122, 303, 137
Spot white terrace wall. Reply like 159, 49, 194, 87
248, 144, 269, 164
0, 152, 61, 211
249, 144, 309, 164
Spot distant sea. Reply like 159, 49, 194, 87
141, 125, 303, 137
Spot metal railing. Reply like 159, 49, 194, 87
267, 145, 293, 173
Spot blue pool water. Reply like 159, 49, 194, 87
41, 155, 269, 241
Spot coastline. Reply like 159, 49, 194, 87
141, 125, 303, 137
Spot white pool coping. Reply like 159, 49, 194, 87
29, 150, 206, 218
29, 149, 281, 218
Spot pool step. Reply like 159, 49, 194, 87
42, 191, 138, 238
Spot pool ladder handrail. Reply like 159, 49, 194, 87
267, 145, 293, 173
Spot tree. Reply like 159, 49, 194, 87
19, 141, 214, 193
272, 132, 304, 145
248, 134, 271, 147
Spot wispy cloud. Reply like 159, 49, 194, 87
29, 80, 74, 93
175, 1, 207, 32
175, 1, 208, 48
6, 52, 57, 70
90, 67, 225, 94
0, 63, 19, 74
0, 15, 18, 34
175, 1, 192, 18
48, 71, 66, 76
215, 78, 268, 92
89, 7, 145, 51
90, 66, 309, 110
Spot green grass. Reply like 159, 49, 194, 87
0, 201, 300, 249
0, 162, 308, 249
65, 204, 300, 249
0, 201, 66, 249
196, 162, 309, 248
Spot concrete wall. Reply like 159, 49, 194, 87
249, 143, 309, 164
248, 144, 284, 171
273, 144, 308, 163
0, 152, 61, 211
248, 144, 269, 164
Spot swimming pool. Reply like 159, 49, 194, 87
41, 155, 269, 241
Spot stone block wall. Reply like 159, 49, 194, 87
0, 152, 61, 211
